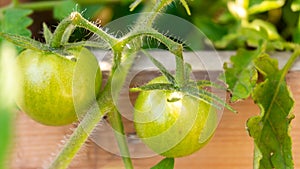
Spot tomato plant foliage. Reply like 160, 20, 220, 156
0, 8, 32, 47
0, 42, 18, 169
247, 54, 295, 168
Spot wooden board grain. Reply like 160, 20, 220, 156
8, 71, 300, 169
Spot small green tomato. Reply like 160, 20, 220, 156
134, 76, 218, 157
16, 47, 102, 126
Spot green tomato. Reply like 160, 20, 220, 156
16, 47, 102, 126
134, 76, 218, 157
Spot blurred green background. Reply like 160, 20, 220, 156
1, 0, 299, 48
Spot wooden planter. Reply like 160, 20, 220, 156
9, 51, 300, 169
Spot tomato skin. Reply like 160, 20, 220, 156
134, 76, 217, 157
16, 47, 102, 126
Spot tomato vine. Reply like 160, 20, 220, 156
1, 0, 300, 169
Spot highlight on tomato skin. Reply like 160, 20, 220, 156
133, 76, 218, 158
15, 47, 102, 126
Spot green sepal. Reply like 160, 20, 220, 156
43, 22, 53, 45
130, 83, 176, 92
0, 32, 49, 52
142, 50, 176, 85
182, 86, 237, 113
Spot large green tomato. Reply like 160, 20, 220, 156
16, 47, 102, 126
134, 76, 218, 157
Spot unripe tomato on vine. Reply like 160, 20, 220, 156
134, 76, 218, 157
16, 47, 102, 126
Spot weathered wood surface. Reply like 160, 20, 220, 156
8, 71, 300, 169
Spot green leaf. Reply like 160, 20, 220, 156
223, 48, 260, 102
240, 27, 268, 48
151, 158, 174, 169
214, 27, 268, 49
247, 19, 281, 41
247, 54, 294, 169
291, 0, 300, 11
248, 0, 285, 15
54, 0, 80, 21
0, 8, 33, 45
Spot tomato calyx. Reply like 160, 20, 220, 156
0, 32, 74, 61
131, 50, 236, 113
166, 91, 183, 103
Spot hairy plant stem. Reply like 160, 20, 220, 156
175, 52, 185, 86
122, 28, 184, 85
70, 12, 119, 47
107, 109, 134, 168
47, 82, 114, 169
50, 17, 73, 48
47, 0, 183, 168
282, 48, 300, 76
136, 0, 173, 27
105, 49, 135, 169
121, 28, 182, 54
61, 25, 76, 45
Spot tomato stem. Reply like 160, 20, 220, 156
60, 25, 76, 45
70, 12, 119, 48
281, 48, 300, 77
50, 17, 73, 48
47, 85, 113, 169
134, 0, 173, 27
175, 52, 185, 87
108, 110, 134, 169
47, 2, 185, 169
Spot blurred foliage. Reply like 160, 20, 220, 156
71, 0, 300, 49
0, 42, 18, 169
2, 0, 300, 50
